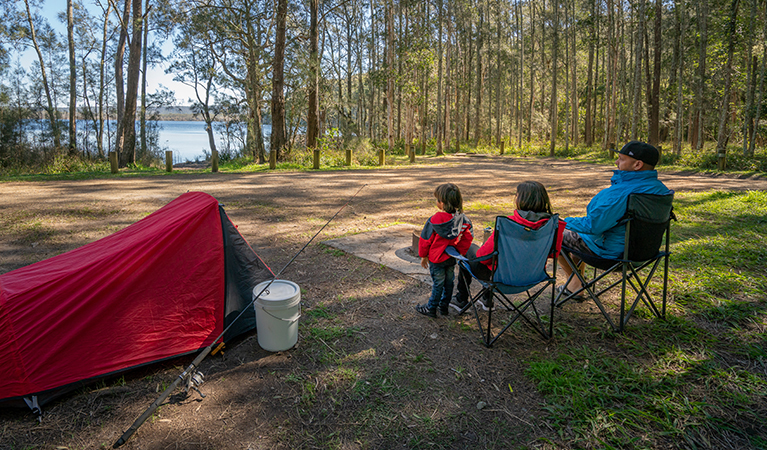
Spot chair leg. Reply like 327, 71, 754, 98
558, 252, 619, 331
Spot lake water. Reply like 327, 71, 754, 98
24, 120, 271, 163
159, 121, 271, 163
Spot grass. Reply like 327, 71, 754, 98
524, 190, 767, 449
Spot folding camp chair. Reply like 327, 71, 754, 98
447, 215, 559, 347
556, 193, 675, 332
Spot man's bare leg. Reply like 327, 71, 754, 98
558, 253, 585, 293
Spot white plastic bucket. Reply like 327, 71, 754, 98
253, 280, 301, 352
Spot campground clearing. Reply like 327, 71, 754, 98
1, 156, 765, 449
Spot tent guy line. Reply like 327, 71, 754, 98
113, 184, 367, 448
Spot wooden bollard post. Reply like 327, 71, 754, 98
500, 141, 505, 155
165, 151, 173, 172
717, 149, 726, 170
109, 151, 118, 174
345, 149, 352, 166
212, 149, 219, 173
269, 150, 276, 169
313, 149, 320, 169
379, 149, 385, 166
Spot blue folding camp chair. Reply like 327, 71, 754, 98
556, 193, 675, 332
447, 214, 559, 347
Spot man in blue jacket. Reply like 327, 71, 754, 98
558, 141, 672, 298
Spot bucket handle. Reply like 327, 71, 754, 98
259, 303, 302, 324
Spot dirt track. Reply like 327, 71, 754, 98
1, 156, 764, 449
3, 156, 763, 273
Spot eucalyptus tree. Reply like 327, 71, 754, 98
691, 0, 707, 150
167, 7, 222, 164
113, 0, 146, 167
549, 0, 559, 156
202, 0, 274, 164
71, 0, 112, 158
13, 0, 63, 150
307, 0, 319, 150
742, 0, 758, 156
270, 0, 287, 161
750, 1, 767, 157
715, 0, 740, 167
584, 0, 596, 146
67, 0, 76, 153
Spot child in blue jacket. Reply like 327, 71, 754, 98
416, 183, 473, 318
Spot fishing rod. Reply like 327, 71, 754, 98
113, 184, 367, 448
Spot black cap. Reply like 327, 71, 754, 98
619, 141, 659, 167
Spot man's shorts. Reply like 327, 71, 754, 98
561, 229, 597, 257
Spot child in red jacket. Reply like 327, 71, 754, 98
451, 181, 565, 311
416, 183, 473, 318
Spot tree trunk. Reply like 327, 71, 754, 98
549, 0, 559, 156
474, 1, 484, 146
585, 0, 595, 146
96, 2, 111, 159
750, 1, 767, 156
603, 0, 617, 151
673, 0, 685, 155
368, 0, 376, 139
115, 0, 130, 135
24, 0, 61, 151
527, 0, 535, 143
648, 0, 661, 147
436, 0, 444, 155
630, 0, 644, 140
67, 0, 77, 154
692, 0, 707, 150
271, 0, 287, 162
386, 0, 394, 152
139, 0, 149, 160
715, 0, 740, 164
307, 0, 319, 150
516, 0, 523, 148
569, 0, 578, 147
445, 5, 453, 153
117, 0, 143, 167
495, 7, 502, 147
743, 0, 758, 155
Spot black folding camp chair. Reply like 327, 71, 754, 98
556, 193, 675, 332
447, 215, 559, 347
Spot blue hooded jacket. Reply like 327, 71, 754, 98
564, 170, 672, 258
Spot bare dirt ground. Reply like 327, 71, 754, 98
1, 156, 765, 450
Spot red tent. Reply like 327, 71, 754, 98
0, 192, 273, 409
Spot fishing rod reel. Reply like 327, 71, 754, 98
183, 370, 206, 399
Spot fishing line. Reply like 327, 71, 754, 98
113, 184, 367, 448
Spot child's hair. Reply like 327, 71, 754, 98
516, 181, 552, 214
434, 183, 463, 214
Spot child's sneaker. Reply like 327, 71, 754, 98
415, 303, 437, 318
450, 296, 468, 312
439, 307, 449, 316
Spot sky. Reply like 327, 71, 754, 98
18, 1, 196, 106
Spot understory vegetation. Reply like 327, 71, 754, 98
2, 139, 767, 181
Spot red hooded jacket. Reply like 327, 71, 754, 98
418, 211, 473, 264
476, 210, 566, 269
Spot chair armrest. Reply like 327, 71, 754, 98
446, 246, 495, 263
445, 246, 468, 261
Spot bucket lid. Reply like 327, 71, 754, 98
253, 280, 300, 307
